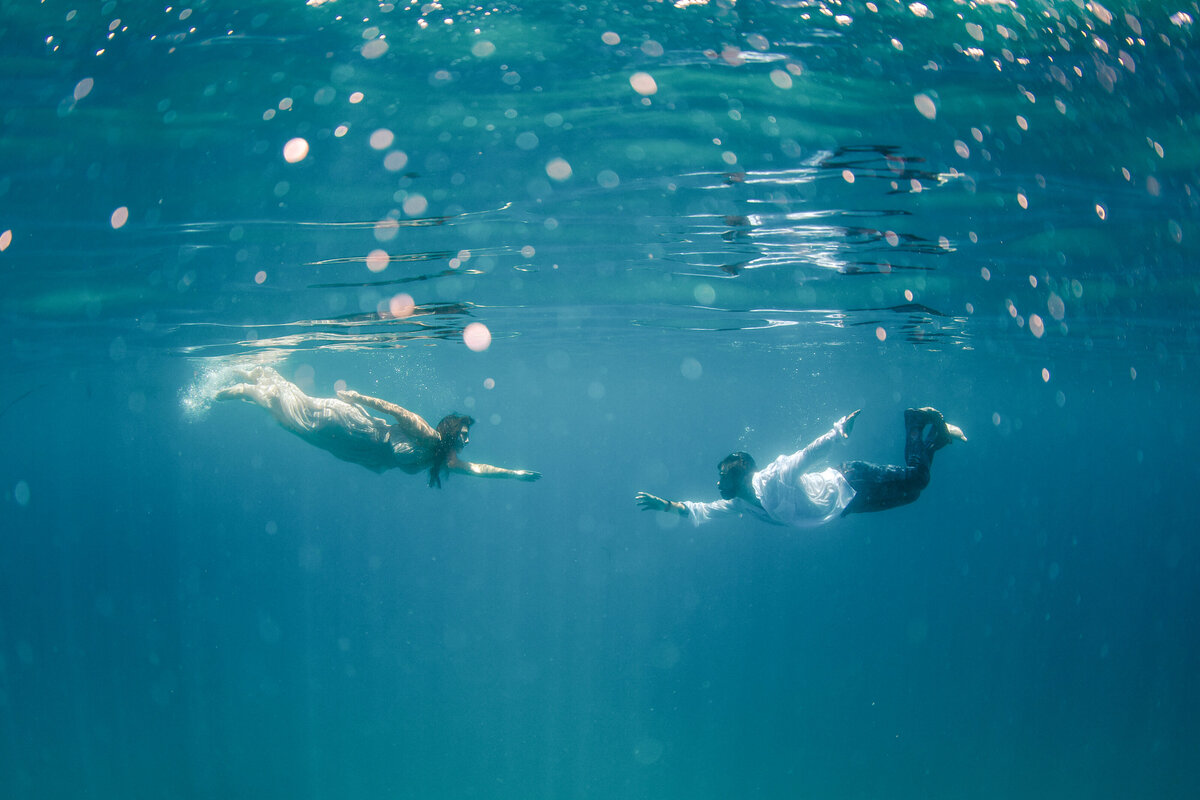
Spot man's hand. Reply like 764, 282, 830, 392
337, 389, 361, 402
635, 492, 669, 512
836, 409, 862, 438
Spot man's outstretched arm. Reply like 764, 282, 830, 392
635, 492, 689, 517
792, 409, 861, 465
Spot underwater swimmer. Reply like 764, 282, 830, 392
216, 366, 541, 487
636, 408, 964, 527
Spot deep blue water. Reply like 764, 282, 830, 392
2, 1, 1199, 798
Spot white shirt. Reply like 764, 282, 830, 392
682, 423, 857, 529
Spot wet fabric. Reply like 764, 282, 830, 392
231, 367, 431, 473
683, 423, 856, 529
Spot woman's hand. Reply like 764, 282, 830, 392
515, 470, 542, 482
337, 389, 361, 403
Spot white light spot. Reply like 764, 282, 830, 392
1030, 314, 1045, 338
361, 38, 388, 59
602, 31, 620, 45
387, 293, 415, 318
630, 72, 657, 96
374, 218, 399, 242
0, 230, 12, 251
769, 69, 793, 89
463, 322, 492, 352
283, 137, 309, 163
254, 270, 267, 284
875, 326, 887, 341
369, 128, 394, 150
110, 206, 129, 229
471, 40, 495, 57
842, 169, 855, 183
545, 157, 573, 181
74, 77, 94, 101
483, 377, 496, 390
403, 194, 428, 216
14, 481, 31, 506
914, 93, 937, 120
681, 357, 702, 380
1041, 367, 1051, 382
383, 150, 408, 172
366, 249, 389, 272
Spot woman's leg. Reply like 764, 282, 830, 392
215, 369, 327, 435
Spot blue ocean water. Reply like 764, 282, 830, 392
2, 0, 1199, 797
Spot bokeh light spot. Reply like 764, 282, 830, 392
387, 293, 415, 318
110, 206, 129, 229
546, 158, 573, 181
283, 137, 309, 163
464, 322, 492, 352
914, 93, 937, 119
361, 38, 388, 59
383, 150, 408, 171
366, 249, 389, 273
630, 72, 657, 95
403, 194, 428, 216
374, 218, 400, 242
1030, 314, 1045, 338
369, 128, 394, 150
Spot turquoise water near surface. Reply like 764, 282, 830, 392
1, 2, 1198, 798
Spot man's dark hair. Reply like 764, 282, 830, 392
717, 451, 756, 498
429, 413, 475, 488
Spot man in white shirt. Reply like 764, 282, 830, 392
635, 407, 965, 527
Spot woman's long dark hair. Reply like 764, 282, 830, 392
428, 413, 475, 488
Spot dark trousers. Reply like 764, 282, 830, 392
839, 414, 935, 516
839, 459, 930, 515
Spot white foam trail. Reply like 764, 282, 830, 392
180, 357, 282, 421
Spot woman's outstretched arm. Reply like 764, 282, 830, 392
448, 458, 541, 481
338, 389, 438, 441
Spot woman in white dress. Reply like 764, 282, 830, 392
216, 366, 540, 487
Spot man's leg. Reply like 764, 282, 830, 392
840, 407, 951, 516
